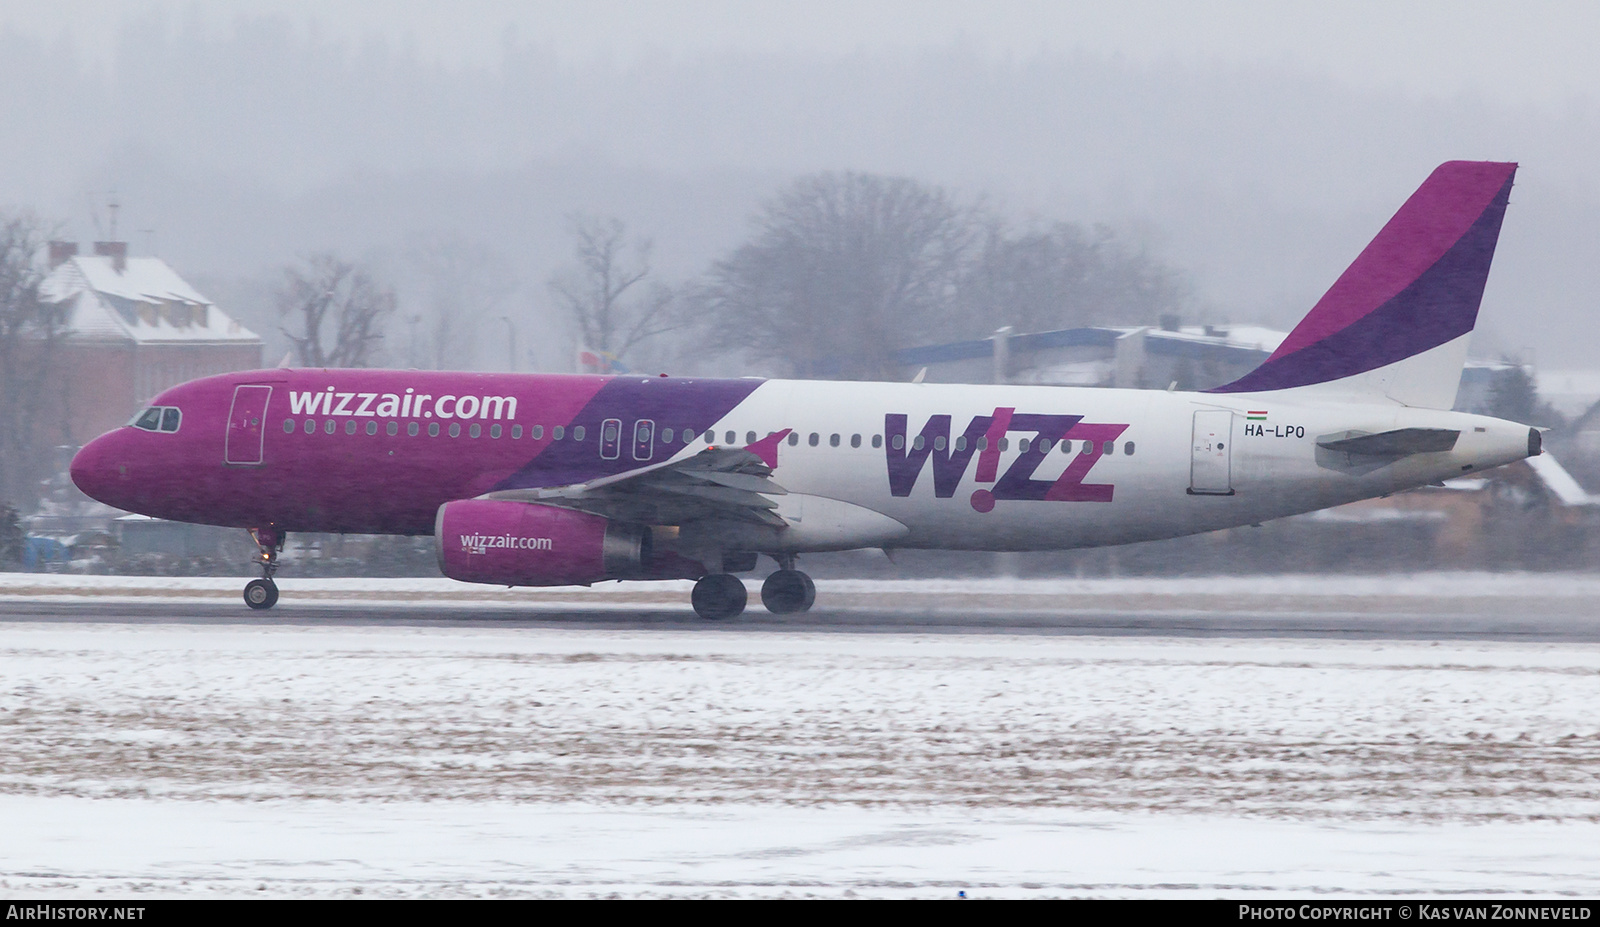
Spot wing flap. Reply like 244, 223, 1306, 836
479, 444, 791, 528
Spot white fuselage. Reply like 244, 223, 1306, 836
692, 379, 1531, 552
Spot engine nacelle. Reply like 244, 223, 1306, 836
435, 499, 649, 586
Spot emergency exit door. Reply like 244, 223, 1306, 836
225, 384, 273, 466
1189, 410, 1234, 495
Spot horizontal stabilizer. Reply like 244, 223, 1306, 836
1317, 428, 1460, 457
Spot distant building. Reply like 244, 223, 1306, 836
40, 241, 262, 447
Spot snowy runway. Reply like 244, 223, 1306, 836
2, 606, 1600, 896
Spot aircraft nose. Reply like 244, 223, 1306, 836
70, 431, 131, 507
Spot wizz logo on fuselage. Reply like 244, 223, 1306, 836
885, 409, 1129, 511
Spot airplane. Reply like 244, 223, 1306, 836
70, 160, 1537, 619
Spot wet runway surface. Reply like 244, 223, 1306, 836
2, 595, 1595, 641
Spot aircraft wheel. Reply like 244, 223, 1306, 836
244, 578, 279, 610
691, 573, 747, 620
761, 569, 815, 614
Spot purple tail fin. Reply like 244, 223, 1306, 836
1212, 161, 1516, 406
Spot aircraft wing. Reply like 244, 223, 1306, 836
478, 444, 791, 528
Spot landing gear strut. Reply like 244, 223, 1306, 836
691, 573, 747, 620
244, 527, 284, 610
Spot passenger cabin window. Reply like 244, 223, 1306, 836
600, 419, 622, 459
851, 434, 861, 448
787, 433, 799, 446
634, 420, 655, 461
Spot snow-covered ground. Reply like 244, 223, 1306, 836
2, 611, 1599, 897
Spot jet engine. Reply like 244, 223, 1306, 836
435, 499, 649, 586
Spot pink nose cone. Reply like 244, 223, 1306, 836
70, 431, 130, 508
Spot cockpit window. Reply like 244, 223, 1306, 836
131, 406, 182, 433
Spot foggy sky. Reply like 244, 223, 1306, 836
2, 1, 1597, 371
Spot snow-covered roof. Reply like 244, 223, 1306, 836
42, 254, 259, 345
1146, 324, 1288, 354
1536, 369, 1600, 420
1525, 454, 1596, 507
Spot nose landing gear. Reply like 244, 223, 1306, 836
244, 577, 278, 610
244, 527, 284, 610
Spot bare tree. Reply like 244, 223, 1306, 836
957, 220, 1188, 336
404, 233, 516, 370
1482, 359, 1563, 429
0, 502, 21, 566
0, 212, 61, 508
699, 172, 975, 379
548, 215, 677, 368
277, 254, 395, 368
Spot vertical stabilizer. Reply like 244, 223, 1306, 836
1212, 161, 1516, 408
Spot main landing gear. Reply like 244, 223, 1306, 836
760, 568, 815, 615
689, 556, 816, 620
244, 527, 284, 610
691, 573, 747, 620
